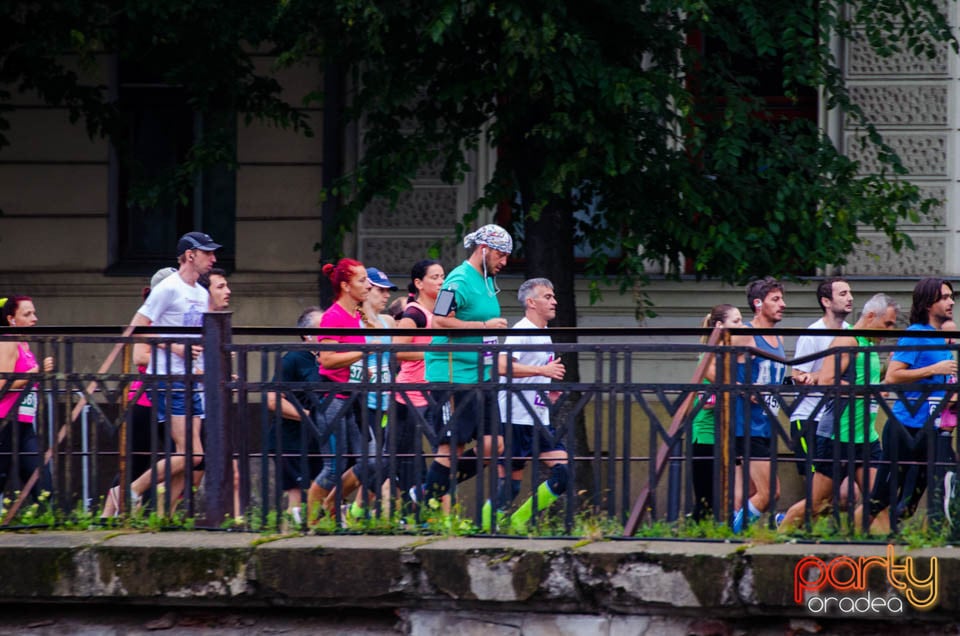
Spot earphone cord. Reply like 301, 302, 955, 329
481, 247, 500, 296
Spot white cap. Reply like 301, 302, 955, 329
150, 267, 178, 289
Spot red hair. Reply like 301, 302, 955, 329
322, 259, 364, 300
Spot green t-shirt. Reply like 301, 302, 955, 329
835, 335, 881, 444
425, 260, 502, 383
691, 379, 716, 445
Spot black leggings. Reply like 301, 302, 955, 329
391, 402, 427, 493
868, 421, 930, 521
691, 442, 715, 521
0, 420, 52, 498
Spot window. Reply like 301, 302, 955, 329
108, 58, 235, 273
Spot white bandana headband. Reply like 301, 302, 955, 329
463, 224, 513, 254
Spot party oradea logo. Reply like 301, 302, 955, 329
793, 545, 938, 615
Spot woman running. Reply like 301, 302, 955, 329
392, 260, 444, 502
0, 295, 54, 500
690, 303, 743, 521
306, 259, 374, 521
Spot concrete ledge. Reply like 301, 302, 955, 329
0, 531, 957, 624
255, 535, 423, 603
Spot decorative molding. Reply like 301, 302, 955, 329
359, 236, 460, 274
848, 85, 948, 127
845, 133, 947, 176
913, 185, 947, 226
840, 233, 944, 276
846, 35, 950, 77
360, 188, 460, 229
414, 152, 451, 181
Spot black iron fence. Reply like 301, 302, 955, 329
1, 317, 958, 539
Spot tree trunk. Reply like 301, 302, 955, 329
523, 198, 595, 503
523, 199, 575, 329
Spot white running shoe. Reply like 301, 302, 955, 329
944, 471, 956, 525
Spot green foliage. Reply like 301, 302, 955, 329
776, 509, 953, 548
246, 508, 280, 534
126, 508, 197, 532
537, 508, 625, 539
6, 489, 960, 547
1, 490, 58, 527
276, 0, 953, 286
895, 514, 948, 550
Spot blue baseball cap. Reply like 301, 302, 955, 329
366, 267, 398, 290
177, 231, 221, 256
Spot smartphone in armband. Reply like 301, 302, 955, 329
434, 289, 456, 316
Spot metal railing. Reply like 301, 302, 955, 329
0, 317, 957, 539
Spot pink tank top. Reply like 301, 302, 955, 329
127, 365, 153, 408
0, 343, 39, 423
940, 375, 957, 430
395, 300, 433, 407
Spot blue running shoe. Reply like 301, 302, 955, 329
775, 512, 786, 528
732, 508, 745, 534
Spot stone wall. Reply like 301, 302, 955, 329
0, 532, 955, 634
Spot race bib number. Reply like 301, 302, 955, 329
369, 364, 391, 386
755, 360, 782, 415
349, 359, 365, 383
533, 392, 548, 408
763, 393, 781, 416
930, 397, 943, 427
18, 391, 37, 420
482, 335, 498, 366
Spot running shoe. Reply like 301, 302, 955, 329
480, 500, 507, 533
732, 507, 760, 534
732, 508, 745, 534
944, 471, 956, 526
407, 484, 424, 510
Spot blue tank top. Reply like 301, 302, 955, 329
365, 315, 392, 411
735, 325, 786, 438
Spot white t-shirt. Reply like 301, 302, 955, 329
498, 316, 554, 427
792, 317, 851, 421
136, 272, 209, 375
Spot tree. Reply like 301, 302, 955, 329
268, 0, 952, 315
2, 1, 953, 302
270, 0, 953, 502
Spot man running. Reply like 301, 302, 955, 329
121, 231, 220, 509
778, 293, 899, 532
791, 278, 853, 476
488, 277, 567, 533
418, 224, 512, 508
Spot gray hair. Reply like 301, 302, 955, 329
296, 305, 324, 338
861, 293, 899, 318
518, 278, 553, 305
